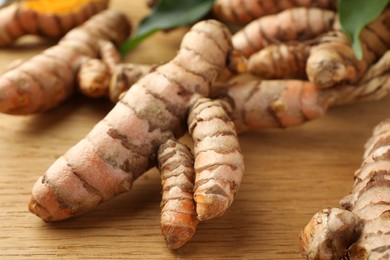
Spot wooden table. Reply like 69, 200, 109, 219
1, 1, 389, 259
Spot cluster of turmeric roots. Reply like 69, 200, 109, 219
0, 0, 389, 256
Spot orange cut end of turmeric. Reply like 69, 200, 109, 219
22, 0, 95, 14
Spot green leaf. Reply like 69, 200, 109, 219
338, 0, 389, 60
120, 0, 216, 55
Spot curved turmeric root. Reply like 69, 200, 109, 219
0, 0, 109, 46
0, 10, 131, 115
212, 0, 337, 25
188, 98, 244, 220
232, 7, 336, 58
28, 19, 234, 222
300, 118, 390, 259
307, 8, 390, 88
157, 139, 198, 249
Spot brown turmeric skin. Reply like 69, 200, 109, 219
28, 19, 235, 222
212, 0, 337, 25
0, 10, 131, 115
0, 0, 109, 46
232, 7, 336, 58
157, 139, 198, 249
300, 118, 390, 259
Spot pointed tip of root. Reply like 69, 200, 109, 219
161, 225, 196, 250
195, 195, 230, 221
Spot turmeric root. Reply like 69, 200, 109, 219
0, 0, 109, 46
212, 80, 330, 133
212, 0, 337, 25
28, 19, 235, 222
232, 7, 336, 58
188, 98, 244, 220
248, 43, 311, 79
327, 50, 390, 106
0, 10, 131, 115
78, 61, 155, 102
157, 139, 198, 249
78, 40, 123, 99
307, 8, 390, 88
79, 49, 246, 102
300, 118, 390, 259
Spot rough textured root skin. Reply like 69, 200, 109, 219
188, 98, 244, 221
307, 9, 390, 88
248, 43, 311, 79
28, 19, 234, 222
299, 208, 363, 260
212, 0, 337, 25
300, 119, 390, 259
211, 80, 330, 133
0, 0, 109, 46
157, 139, 198, 249
0, 10, 131, 115
324, 50, 390, 106
232, 7, 336, 58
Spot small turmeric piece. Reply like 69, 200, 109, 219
78, 61, 155, 102
0, 10, 131, 114
28, 19, 235, 222
248, 43, 311, 79
327, 50, 390, 106
300, 118, 390, 259
0, 0, 109, 46
212, 0, 337, 25
232, 7, 336, 58
157, 139, 198, 249
188, 98, 244, 220
307, 8, 390, 88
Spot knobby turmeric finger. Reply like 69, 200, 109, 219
78, 40, 123, 99
300, 118, 390, 259
28, 19, 235, 222
188, 98, 244, 221
0, 10, 131, 115
212, 80, 330, 133
157, 139, 198, 249
248, 43, 311, 79
327, 50, 390, 106
232, 7, 336, 58
0, 0, 109, 46
307, 8, 390, 88
212, 0, 337, 25
78, 61, 155, 102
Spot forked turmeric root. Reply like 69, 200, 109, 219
28, 20, 241, 223
0, 0, 109, 46
0, 9, 131, 114
300, 118, 390, 259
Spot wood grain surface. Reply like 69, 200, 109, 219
0, 1, 389, 259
